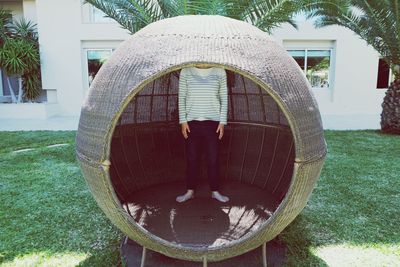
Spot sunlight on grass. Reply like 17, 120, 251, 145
313, 244, 400, 267
1, 252, 88, 267
12, 148, 35, 153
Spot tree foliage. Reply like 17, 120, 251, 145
0, 9, 41, 101
83, 0, 309, 34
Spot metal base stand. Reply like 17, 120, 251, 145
120, 236, 285, 267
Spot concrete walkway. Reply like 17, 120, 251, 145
0, 114, 380, 131
321, 114, 380, 130
0, 116, 79, 131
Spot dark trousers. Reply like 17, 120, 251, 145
185, 120, 220, 191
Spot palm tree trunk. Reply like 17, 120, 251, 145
381, 79, 400, 134
6, 76, 17, 103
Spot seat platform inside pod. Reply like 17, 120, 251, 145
123, 180, 280, 248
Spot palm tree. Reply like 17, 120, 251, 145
83, 0, 308, 34
0, 9, 13, 45
0, 9, 41, 103
303, 0, 400, 134
12, 18, 42, 101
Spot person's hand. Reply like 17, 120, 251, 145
181, 122, 190, 139
216, 124, 224, 140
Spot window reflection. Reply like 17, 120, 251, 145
288, 49, 331, 88
289, 50, 306, 71
377, 58, 390, 89
87, 49, 113, 87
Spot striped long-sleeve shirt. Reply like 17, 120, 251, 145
178, 67, 228, 125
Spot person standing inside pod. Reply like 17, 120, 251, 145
176, 64, 229, 203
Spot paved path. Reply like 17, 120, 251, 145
321, 114, 380, 130
0, 116, 79, 131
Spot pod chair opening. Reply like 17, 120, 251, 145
76, 15, 327, 262
109, 64, 295, 248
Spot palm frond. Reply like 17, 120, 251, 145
225, 0, 302, 33
255, 0, 301, 32
0, 8, 13, 44
84, 0, 306, 35
304, 0, 400, 69
84, 0, 163, 34
220, 0, 251, 20
161, 0, 216, 15
194, 0, 226, 15
10, 17, 38, 43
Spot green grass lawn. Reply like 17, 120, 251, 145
0, 130, 399, 267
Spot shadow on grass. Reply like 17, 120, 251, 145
77, 238, 123, 267
279, 216, 328, 267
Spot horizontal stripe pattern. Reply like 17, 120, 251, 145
178, 67, 228, 124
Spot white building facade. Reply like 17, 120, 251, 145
0, 0, 388, 129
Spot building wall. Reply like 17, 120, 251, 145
22, 0, 36, 22
35, 0, 128, 116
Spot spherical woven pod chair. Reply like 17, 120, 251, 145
76, 14, 327, 265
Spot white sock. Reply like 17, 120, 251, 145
211, 191, 229, 203
176, 190, 194, 203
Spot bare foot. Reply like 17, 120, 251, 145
211, 191, 229, 202
176, 190, 194, 203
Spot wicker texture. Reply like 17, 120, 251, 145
76, 14, 327, 262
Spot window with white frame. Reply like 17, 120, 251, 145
0, 69, 18, 102
89, 5, 113, 23
86, 49, 114, 87
81, 2, 114, 23
287, 49, 332, 88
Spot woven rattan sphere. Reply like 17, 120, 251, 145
76, 14, 327, 262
